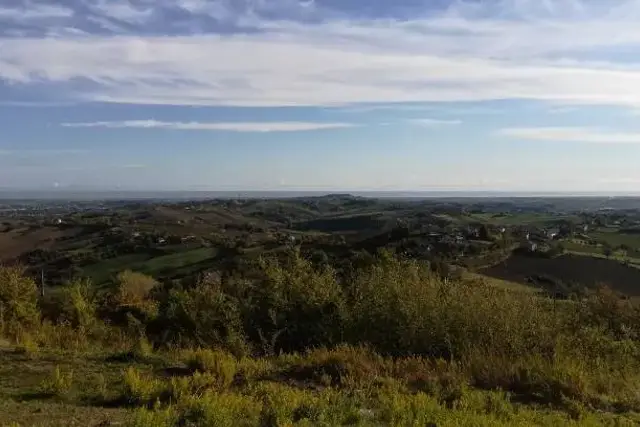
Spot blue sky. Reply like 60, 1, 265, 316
2, 0, 640, 192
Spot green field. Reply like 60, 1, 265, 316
562, 240, 603, 256
590, 231, 640, 252
83, 247, 218, 284
467, 213, 578, 226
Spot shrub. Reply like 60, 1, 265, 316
0, 266, 40, 338
61, 279, 98, 329
177, 392, 262, 427
152, 280, 248, 356
39, 366, 73, 397
14, 330, 39, 356
112, 270, 158, 318
128, 403, 178, 427
110, 336, 155, 363
346, 253, 560, 359
168, 372, 224, 401
121, 367, 164, 406
184, 349, 237, 390
240, 252, 348, 354
284, 345, 388, 387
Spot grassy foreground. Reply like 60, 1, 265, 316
2, 250, 640, 425
1, 345, 638, 427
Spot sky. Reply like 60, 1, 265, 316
2, 0, 640, 192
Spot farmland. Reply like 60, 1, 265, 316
4, 195, 640, 296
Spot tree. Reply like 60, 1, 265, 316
0, 266, 40, 337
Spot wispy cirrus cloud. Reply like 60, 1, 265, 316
87, 0, 153, 24
497, 127, 640, 143
409, 118, 462, 127
1, 1, 640, 108
0, 3, 74, 21
61, 120, 355, 132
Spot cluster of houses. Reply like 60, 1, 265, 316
420, 221, 593, 255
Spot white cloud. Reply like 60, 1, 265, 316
3, 33, 640, 108
172, 0, 318, 23
88, 0, 153, 23
1, 1, 640, 108
342, 104, 501, 115
410, 118, 462, 127
61, 120, 354, 132
497, 127, 640, 143
0, 3, 73, 21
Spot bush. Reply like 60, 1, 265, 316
14, 331, 39, 356
59, 279, 98, 329
239, 252, 348, 354
110, 336, 155, 363
152, 280, 248, 356
184, 349, 237, 390
39, 366, 73, 397
0, 266, 40, 338
112, 270, 158, 317
283, 345, 388, 387
345, 253, 559, 359
128, 404, 178, 427
177, 392, 261, 427
121, 367, 164, 406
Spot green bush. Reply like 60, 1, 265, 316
345, 252, 560, 359
39, 279, 99, 330
283, 345, 388, 387
184, 349, 237, 389
112, 270, 158, 318
128, 403, 178, 427
238, 252, 348, 354
176, 392, 262, 427
0, 266, 40, 338
152, 279, 248, 356
121, 367, 164, 406
39, 365, 73, 397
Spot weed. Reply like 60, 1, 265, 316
177, 392, 262, 427
128, 402, 178, 427
121, 367, 164, 406
39, 366, 73, 397
184, 349, 237, 389
14, 331, 38, 357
